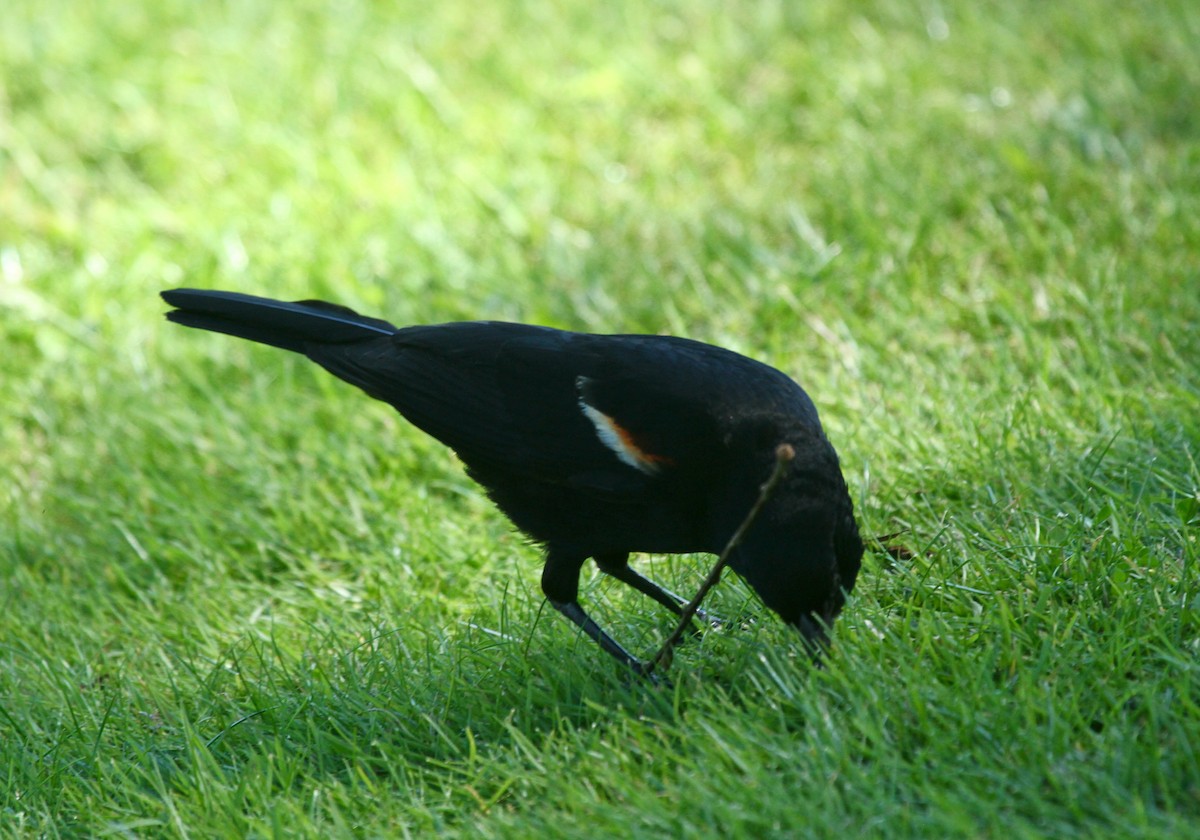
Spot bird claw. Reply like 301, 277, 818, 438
694, 608, 725, 631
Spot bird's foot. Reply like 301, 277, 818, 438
693, 607, 725, 631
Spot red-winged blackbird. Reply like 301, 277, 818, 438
162, 288, 863, 673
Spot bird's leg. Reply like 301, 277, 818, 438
594, 552, 723, 632
549, 600, 652, 675
542, 548, 653, 676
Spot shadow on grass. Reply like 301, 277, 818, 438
87, 581, 804, 812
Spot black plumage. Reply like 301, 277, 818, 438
162, 288, 863, 673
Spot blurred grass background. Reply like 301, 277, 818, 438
2, 0, 1198, 836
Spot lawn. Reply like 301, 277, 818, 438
2, 0, 1198, 836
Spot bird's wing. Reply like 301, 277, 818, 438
490, 335, 732, 493
306, 322, 813, 496
304, 323, 625, 488
494, 330, 808, 484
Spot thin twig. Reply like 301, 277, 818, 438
646, 442, 796, 674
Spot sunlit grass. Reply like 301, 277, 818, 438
2, 0, 1198, 836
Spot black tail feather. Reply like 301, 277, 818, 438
161, 289, 395, 353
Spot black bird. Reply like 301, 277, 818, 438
162, 289, 863, 674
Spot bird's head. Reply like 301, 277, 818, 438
720, 437, 863, 654
731, 508, 861, 651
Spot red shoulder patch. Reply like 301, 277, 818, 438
579, 401, 674, 474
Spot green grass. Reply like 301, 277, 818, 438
3, 0, 1199, 836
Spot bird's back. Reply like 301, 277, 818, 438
301, 321, 832, 553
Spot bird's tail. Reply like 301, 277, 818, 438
161, 288, 396, 353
